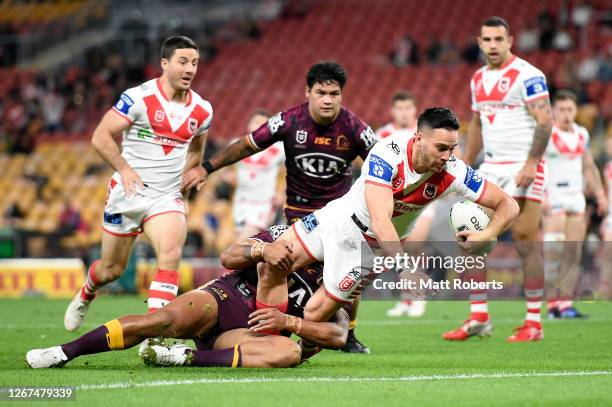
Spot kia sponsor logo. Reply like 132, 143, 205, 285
294, 153, 349, 178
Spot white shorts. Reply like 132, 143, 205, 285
103, 176, 185, 236
292, 200, 375, 304
233, 200, 275, 231
546, 187, 585, 215
479, 160, 547, 203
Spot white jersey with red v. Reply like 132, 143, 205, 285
111, 78, 213, 195
341, 132, 487, 239
470, 56, 549, 164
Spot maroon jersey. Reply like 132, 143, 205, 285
249, 103, 376, 212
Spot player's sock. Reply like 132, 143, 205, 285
61, 319, 125, 360
349, 319, 357, 331
525, 287, 543, 329
468, 267, 489, 322
80, 260, 101, 301
148, 269, 179, 313
186, 345, 242, 368
255, 300, 288, 335
402, 300, 412, 306
547, 300, 559, 311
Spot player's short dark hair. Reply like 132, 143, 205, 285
161, 36, 198, 60
482, 16, 510, 35
306, 61, 347, 89
552, 89, 577, 104
392, 90, 416, 105
251, 109, 272, 118
417, 108, 460, 132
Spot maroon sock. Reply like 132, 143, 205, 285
186, 346, 242, 367
61, 325, 111, 360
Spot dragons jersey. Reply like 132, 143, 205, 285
341, 132, 487, 239
375, 122, 417, 140
234, 141, 285, 204
470, 56, 549, 163
546, 124, 589, 194
112, 78, 213, 196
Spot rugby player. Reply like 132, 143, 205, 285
26, 226, 348, 369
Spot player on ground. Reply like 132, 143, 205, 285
543, 90, 608, 318
63, 36, 213, 331
377, 91, 430, 318
232, 110, 285, 241
26, 225, 348, 369
254, 108, 519, 339
447, 16, 553, 342
197, 61, 377, 353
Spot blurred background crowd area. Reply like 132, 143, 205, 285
0, 0, 610, 261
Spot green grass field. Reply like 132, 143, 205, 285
1, 297, 611, 407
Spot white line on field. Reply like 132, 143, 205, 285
78, 370, 612, 390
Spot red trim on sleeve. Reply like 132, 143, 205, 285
325, 289, 353, 304
111, 107, 134, 124
524, 93, 550, 103
475, 180, 489, 204
365, 180, 393, 189
291, 224, 319, 262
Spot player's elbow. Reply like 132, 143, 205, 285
219, 246, 241, 269
322, 326, 349, 350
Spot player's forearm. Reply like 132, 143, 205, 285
207, 137, 257, 173
92, 129, 130, 172
583, 156, 605, 199
464, 117, 483, 166
483, 195, 519, 240
287, 318, 348, 349
220, 242, 260, 270
527, 122, 553, 161
184, 134, 208, 171
370, 217, 403, 258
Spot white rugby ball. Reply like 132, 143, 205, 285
449, 201, 496, 252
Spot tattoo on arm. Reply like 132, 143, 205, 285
527, 98, 553, 160
209, 137, 257, 171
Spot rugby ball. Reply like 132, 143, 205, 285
449, 200, 496, 252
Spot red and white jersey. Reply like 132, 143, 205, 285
112, 78, 213, 196
546, 123, 589, 194
338, 132, 487, 239
375, 122, 417, 140
234, 141, 285, 204
470, 56, 549, 163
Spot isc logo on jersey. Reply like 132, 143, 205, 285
114, 93, 134, 115
294, 153, 349, 178
368, 155, 393, 182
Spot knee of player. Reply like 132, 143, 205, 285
159, 246, 183, 264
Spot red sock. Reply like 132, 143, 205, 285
148, 269, 179, 313
255, 300, 288, 335
80, 260, 101, 301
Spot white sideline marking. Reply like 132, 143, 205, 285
78, 371, 612, 390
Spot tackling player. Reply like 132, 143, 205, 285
197, 61, 376, 353
449, 17, 553, 342
26, 226, 348, 369
543, 90, 607, 318
254, 108, 519, 333
63, 36, 213, 331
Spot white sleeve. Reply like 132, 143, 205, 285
470, 77, 479, 113
362, 138, 402, 189
448, 158, 487, 202
520, 66, 549, 102
111, 86, 142, 123
196, 101, 213, 136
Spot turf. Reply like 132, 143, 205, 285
1, 297, 611, 407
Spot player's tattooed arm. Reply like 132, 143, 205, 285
461, 114, 483, 165
206, 136, 258, 174
220, 239, 293, 272
526, 97, 553, 160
